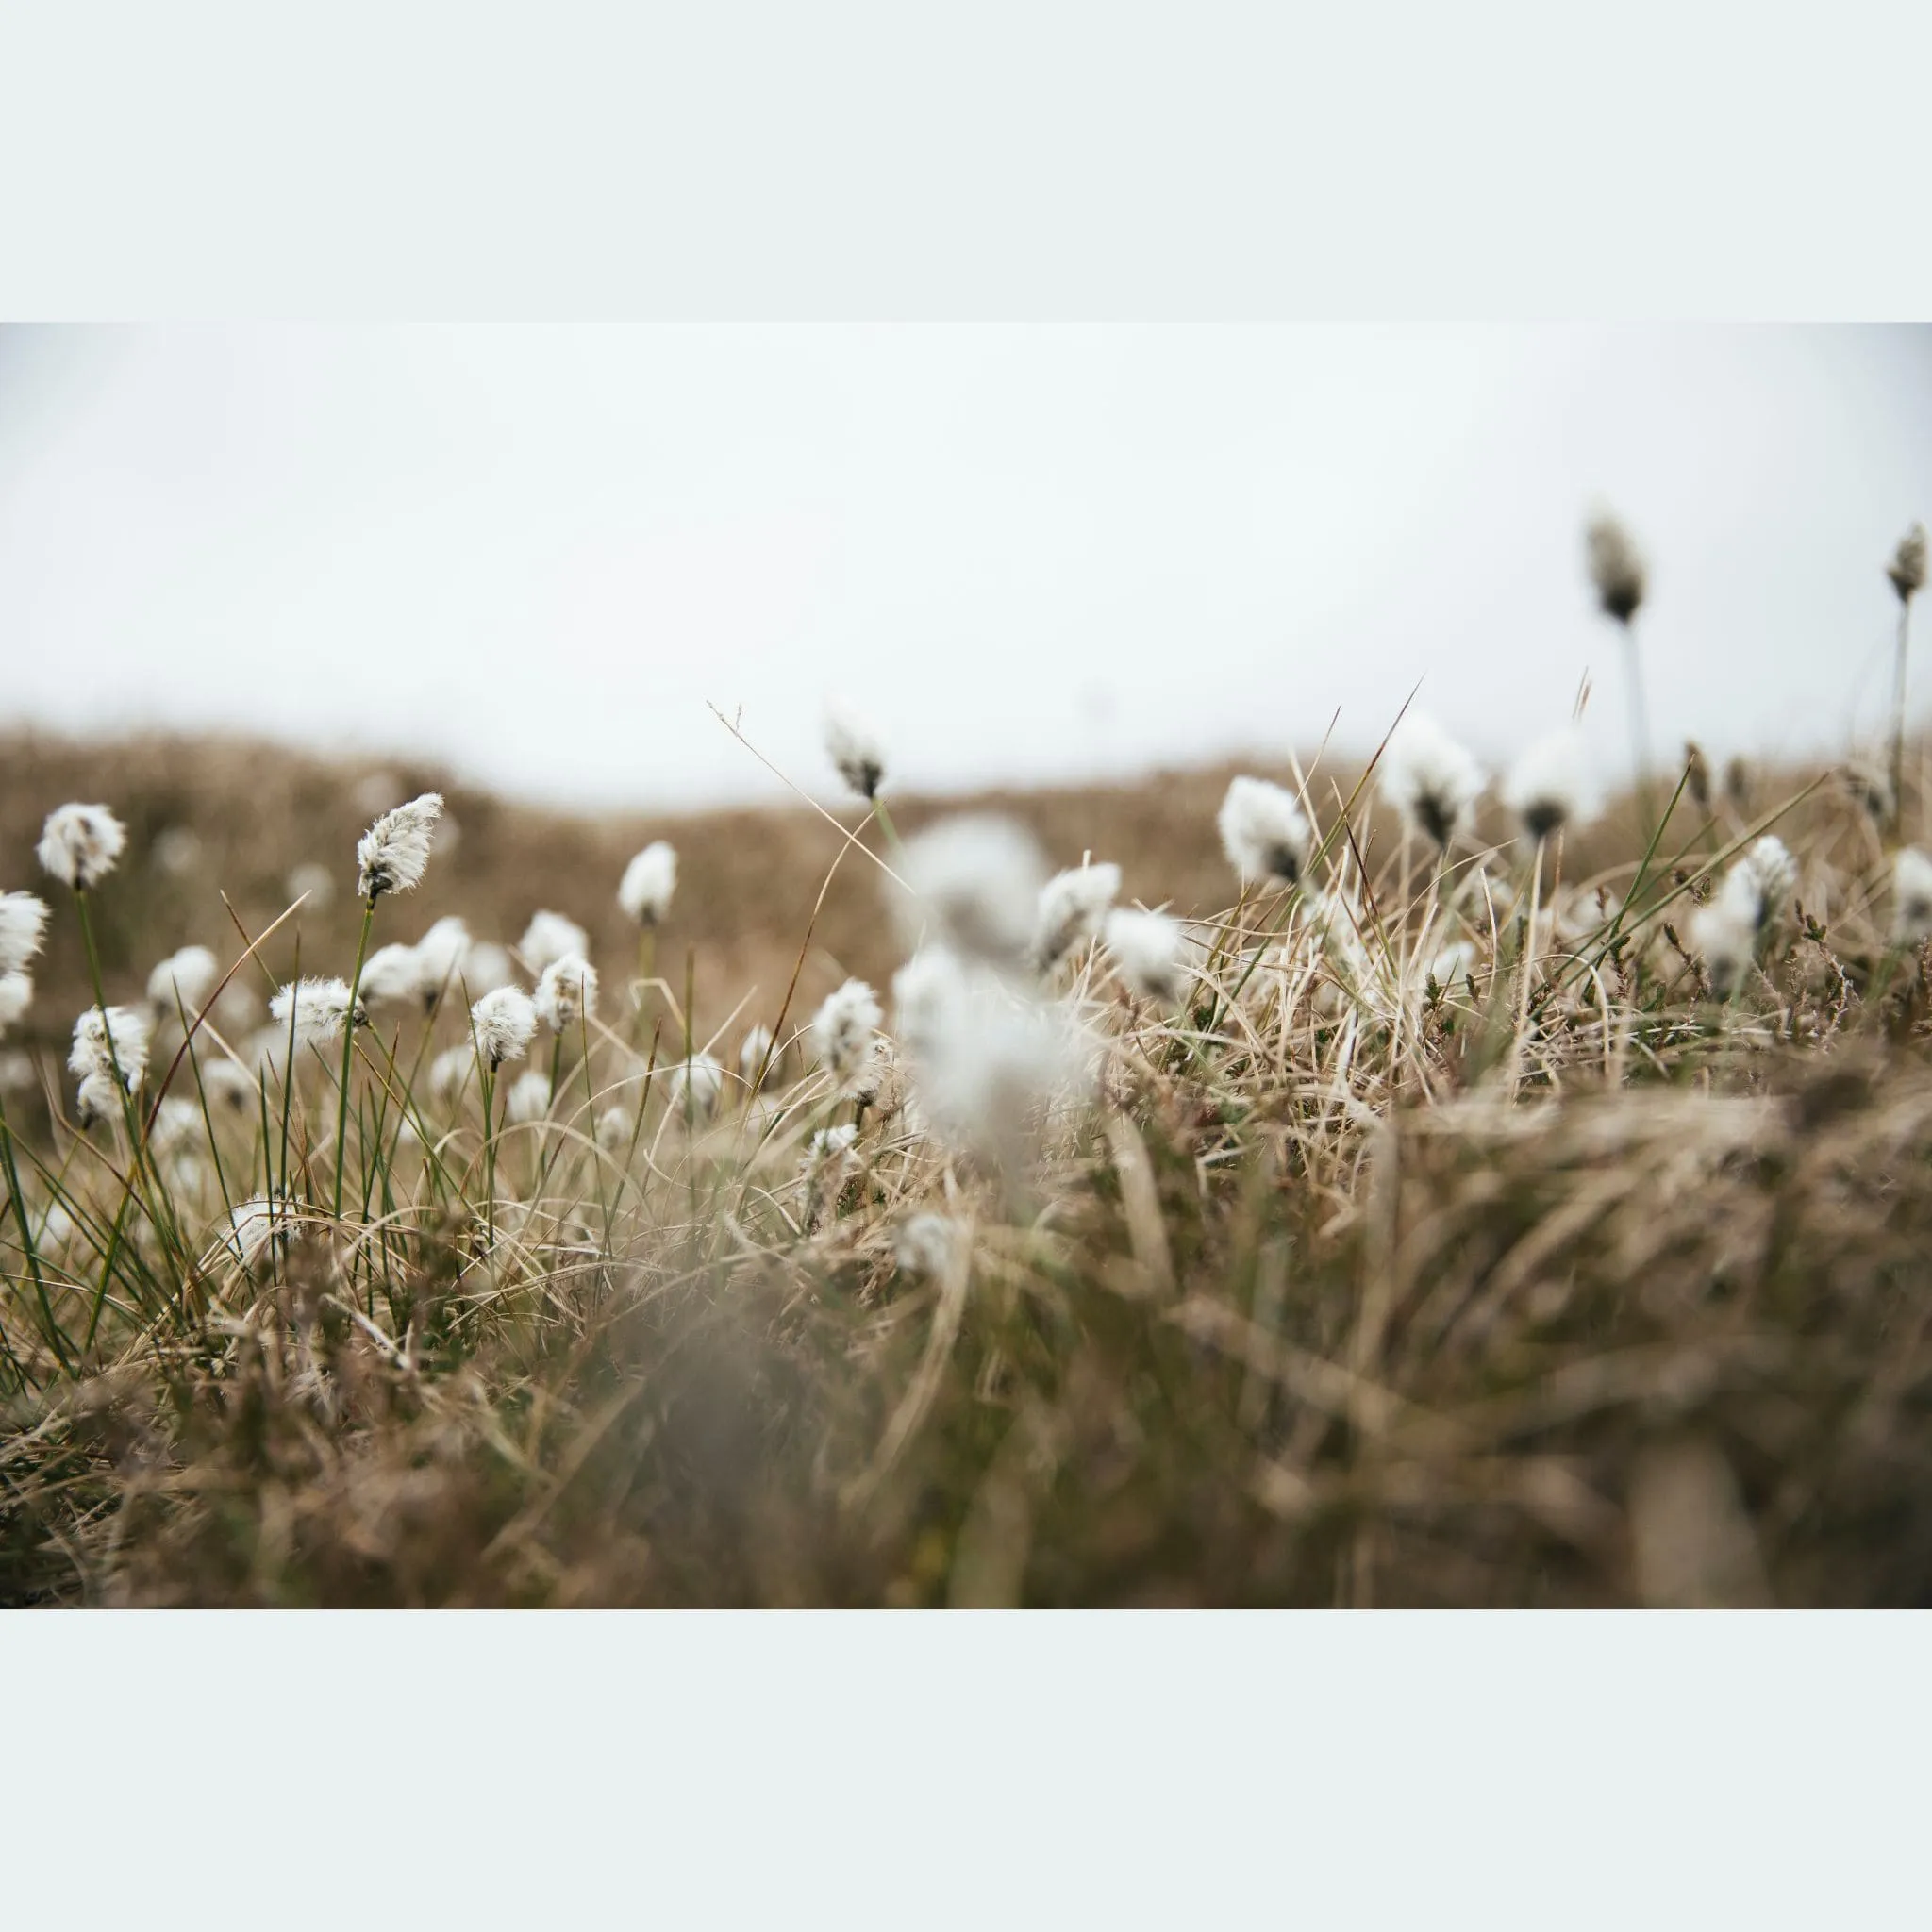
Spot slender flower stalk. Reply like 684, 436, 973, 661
1888, 522, 1926, 826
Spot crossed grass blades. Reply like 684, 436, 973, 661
3, 516, 1931, 1607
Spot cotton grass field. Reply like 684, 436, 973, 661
4, 517, 1932, 1608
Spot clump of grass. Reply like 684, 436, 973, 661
6, 558, 1932, 1603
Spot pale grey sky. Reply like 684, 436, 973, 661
1, 324, 1927, 809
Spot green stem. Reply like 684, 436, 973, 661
0, 1087, 71, 1375
332, 897, 377, 1220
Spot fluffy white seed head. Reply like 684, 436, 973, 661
150, 1095, 203, 1158
666, 1052, 724, 1123
0, 892, 50, 977
893, 1213, 961, 1280
1380, 713, 1485, 850
1218, 777, 1312, 889
824, 703, 888, 801
1889, 522, 1928, 604
146, 944, 220, 1014
222, 1194, 296, 1273
1690, 880, 1760, 999
739, 1024, 776, 1091
1893, 848, 1932, 948
519, 910, 590, 977
355, 792, 444, 902
200, 1056, 258, 1112
38, 803, 127, 891
1104, 908, 1189, 1005
596, 1105, 635, 1152
1586, 511, 1646, 624
1737, 835, 1798, 931
269, 977, 365, 1045
429, 1043, 479, 1102
618, 842, 677, 925
506, 1070, 553, 1124
1503, 731, 1591, 841
1032, 862, 1122, 974
288, 860, 336, 911
69, 1004, 153, 1094
890, 949, 1084, 1159
471, 986, 539, 1070
534, 954, 600, 1034
358, 943, 428, 1013
810, 978, 883, 1085
413, 917, 473, 1007
0, 973, 31, 1039
461, 941, 515, 995
895, 814, 1047, 966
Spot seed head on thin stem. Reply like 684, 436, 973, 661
1586, 512, 1646, 625
1892, 848, 1932, 948
471, 986, 539, 1071
270, 977, 366, 1046
1503, 731, 1590, 842
146, 944, 219, 1013
519, 911, 590, 977
618, 842, 677, 926
38, 804, 126, 891
69, 1004, 153, 1094
355, 792, 443, 903
535, 954, 599, 1034
1103, 908, 1189, 1005
1218, 777, 1312, 889
810, 978, 884, 1090
1888, 523, 1927, 605
0, 892, 50, 977
825, 703, 888, 802
1379, 712, 1485, 850
1032, 861, 1122, 974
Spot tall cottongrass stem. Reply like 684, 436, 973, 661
1888, 522, 1926, 826
1587, 510, 1656, 824
337, 793, 444, 1215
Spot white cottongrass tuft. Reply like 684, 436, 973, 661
150, 1096, 203, 1158
1218, 777, 1312, 889
1103, 908, 1189, 1005
146, 944, 220, 1014
1586, 512, 1647, 624
358, 942, 428, 1012
739, 1024, 776, 1091
519, 910, 590, 976
810, 978, 883, 1085
430, 1043, 479, 1103
1890, 523, 1928, 604
1893, 848, 1932, 948
355, 792, 444, 901
38, 803, 127, 891
506, 1070, 553, 1124
1690, 868, 1766, 998
618, 842, 677, 925
895, 814, 1047, 966
891, 949, 1086, 1158
0, 974, 31, 1038
221, 1194, 298, 1273
471, 986, 539, 1070
824, 703, 887, 801
893, 1213, 961, 1280
460, 941, 515, 995
802, 1124, 862, 1209
1736, 836, 1798, 931
0, 891, 50, 976
535, 954, 600, 1034
414, 917, 473, 1006
270, 977, 365, 1045
1503, 731, 1590, 841
287, 860, 336, 911
1033, 862, 1123, 974
69, 1004, 153, 1098
1379, 713, 1485, 850
666, 1052, 725, 1123
199, 1056, 258, 1112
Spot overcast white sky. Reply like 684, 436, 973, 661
1, 325, 1927, 810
